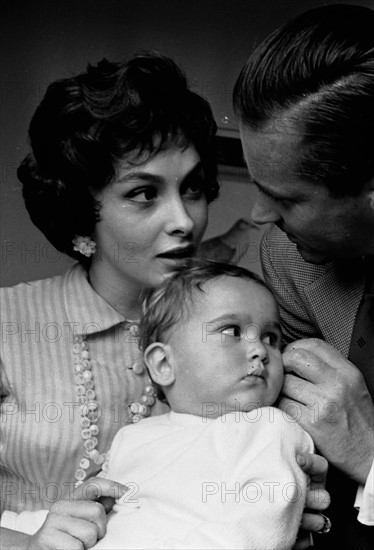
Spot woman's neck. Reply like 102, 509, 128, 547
88, 262, 142, 320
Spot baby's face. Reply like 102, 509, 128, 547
167, 276, 284, 418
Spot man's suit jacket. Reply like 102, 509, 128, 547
260, 224, 373, 549
261, 225, 365, 357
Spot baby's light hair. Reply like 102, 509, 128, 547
138, 259, 268, 352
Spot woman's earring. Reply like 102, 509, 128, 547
72, 236, 97, 257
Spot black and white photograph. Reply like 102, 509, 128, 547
1, 1, 373, 548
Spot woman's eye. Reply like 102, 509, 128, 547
125, 187, 157, 203
182, 179, 204, 199
221, 326, 241, 338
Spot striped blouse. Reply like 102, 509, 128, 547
0, 264, 166, 514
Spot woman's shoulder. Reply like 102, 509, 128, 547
0, 266, 77, 321
2, 270, 67, 294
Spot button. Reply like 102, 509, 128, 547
130, 402, 140, 414
90, 424, 99, 436
93, 454, 105, 465
80, 458, 90, 469
81, 428, 92, 439
86, 389, 95, 400
84, 439, 96, 451
80, 417, 90, 428
89, 449, 100, 460
75, 468, 86, 481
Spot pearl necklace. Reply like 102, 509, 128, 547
72, 333, 156, 487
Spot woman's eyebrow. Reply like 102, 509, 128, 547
118, 172, 164, 184
118, 161, 204, 185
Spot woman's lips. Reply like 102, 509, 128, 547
157, 245, 196, 260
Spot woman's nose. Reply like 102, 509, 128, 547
165, 197, 194, 235
251, 194, 281, 225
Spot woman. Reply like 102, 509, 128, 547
1, 52, 327, 549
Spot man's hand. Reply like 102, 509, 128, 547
280, 338, 374, 483
26, 478, 127, 549
293, 453, 330, 549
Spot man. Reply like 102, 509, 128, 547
234, 4, 374, 549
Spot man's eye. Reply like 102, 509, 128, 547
221, 326, 241, 338
258, 186, 291, 206
126, 187, 157, 202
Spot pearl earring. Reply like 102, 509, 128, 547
72, 236, 96, 257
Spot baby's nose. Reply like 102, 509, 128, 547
247, 356, 266, 376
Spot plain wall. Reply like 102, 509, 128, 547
1, 0, 371, 286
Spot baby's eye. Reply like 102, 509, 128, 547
125, 187, 157, 203
262, 333, 281, 348
221, 326, 241, 338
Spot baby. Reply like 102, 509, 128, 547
94, 261, 314, 549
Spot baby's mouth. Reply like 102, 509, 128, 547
244, 362, 265, 379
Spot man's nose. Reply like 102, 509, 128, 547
251, 194, 282, 225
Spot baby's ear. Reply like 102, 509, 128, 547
144, 343, 175, 387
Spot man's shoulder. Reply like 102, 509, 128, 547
261, 226, 330, 288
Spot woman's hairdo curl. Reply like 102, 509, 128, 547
18, 52, 218, 262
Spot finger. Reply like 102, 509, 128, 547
305, 488, 331, 510
35, 529, 85, 550
49, 500, 107, 539
300, 512, 330, 533
98, 495, 116, 514
285, 338, 353, 370
296, 453, 328, 486
292, 530, 313, 550
284, 338, 333, 356
73, 477, 128, 502
282, 373, 321, 405
278, 397, 309, 425
46, 515, 100, 548
282, 347, 331, 384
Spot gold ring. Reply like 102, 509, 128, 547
316, 513, 332, 535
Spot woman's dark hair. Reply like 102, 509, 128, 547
233, 4, 374, 196
18, 52, 218, 261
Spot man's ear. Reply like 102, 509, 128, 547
144, 343, 175, 387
